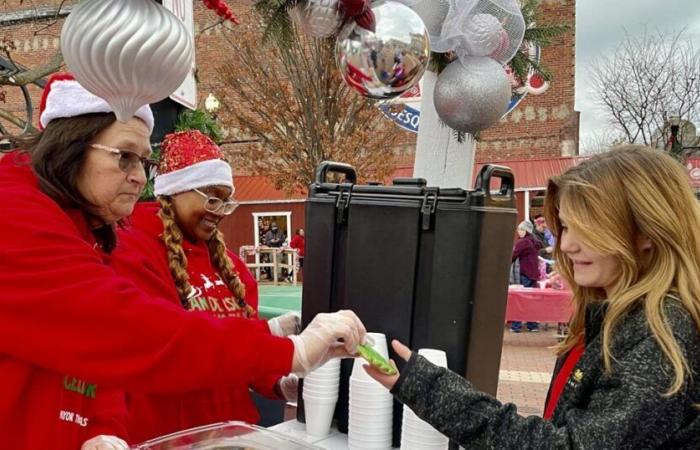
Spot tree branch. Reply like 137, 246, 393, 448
0, 49, 63, 86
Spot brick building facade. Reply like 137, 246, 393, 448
2, 0, 577, 161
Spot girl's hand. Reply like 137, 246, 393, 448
363, 340, 412, 390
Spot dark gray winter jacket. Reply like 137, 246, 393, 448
392, 299, 700, 449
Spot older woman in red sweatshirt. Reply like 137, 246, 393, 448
0, 73, 366, 450
107, 130, 301, 443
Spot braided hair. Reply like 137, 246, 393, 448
158, 196, 252, 317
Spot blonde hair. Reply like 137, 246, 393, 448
545, 145, 700, 397
157, 196, 253, 317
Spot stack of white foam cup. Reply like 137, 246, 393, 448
347, 332, 394, 450
302, 358, 341, 438
400, 348, 450, 450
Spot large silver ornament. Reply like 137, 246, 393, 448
61, 0, 193, 123
289, 0, 343, 39
433, 56, 511, 134
335, 1, 430, 100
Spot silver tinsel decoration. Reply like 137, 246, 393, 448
289, 0, 343, 39
433, 56, 511, 134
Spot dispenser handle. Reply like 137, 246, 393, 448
474, 165, 514, 201
315, 161, 357, 184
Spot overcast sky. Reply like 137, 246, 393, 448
575, 0, 700, 146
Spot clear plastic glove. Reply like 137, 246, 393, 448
276, 373, 299, 402
81, 435, 128, 450
289, 310, 366, 377
268, 311, 302, 337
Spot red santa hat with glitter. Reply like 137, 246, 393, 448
154, 130, 233, 196
39, 72, 154, 132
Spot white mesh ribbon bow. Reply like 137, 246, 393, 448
431, 0, 525, 65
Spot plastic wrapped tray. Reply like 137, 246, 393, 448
131, 421, 321, 450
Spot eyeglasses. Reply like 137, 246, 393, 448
91, 144, 158, 178
193, 188, 239, 215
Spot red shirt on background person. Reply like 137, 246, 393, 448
290, 228, 305, 259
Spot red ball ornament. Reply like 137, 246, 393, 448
526, 73, 550, 95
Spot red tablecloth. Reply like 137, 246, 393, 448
506, 287, 573, 322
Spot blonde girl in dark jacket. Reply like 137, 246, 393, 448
368, 145, 700, 449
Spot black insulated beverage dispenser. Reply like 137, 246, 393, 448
297, 162, 517, 448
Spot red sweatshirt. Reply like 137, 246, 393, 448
0, 153, 294, 450
109, 203, 284, 443
290, 234, 305, 258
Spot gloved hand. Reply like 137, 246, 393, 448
288, 310, 366, 377
81, 435, 128, 450
276, 374, 299, 402
268, 311, 302, 337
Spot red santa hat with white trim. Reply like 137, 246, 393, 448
39, 72, 154, 132
154, 130, 233, 196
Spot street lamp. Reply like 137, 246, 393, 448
204, 93, 220, 113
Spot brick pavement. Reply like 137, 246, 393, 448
496, 325, 561, 417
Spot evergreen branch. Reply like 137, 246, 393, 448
524, 24, 570, 47
255, 0, 297, 46
519, 0, 538, 25
510, 50, 553, 81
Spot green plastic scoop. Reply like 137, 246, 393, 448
356, 344, 397, 375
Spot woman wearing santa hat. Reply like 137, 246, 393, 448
107, 129, 301, 443
0, 73, 366, 450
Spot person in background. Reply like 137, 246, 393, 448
0, 73, 367, 450
262, 222, 286, 280
532, 214, 554, 260
533, 214, 555, 261
107, 130, 301, 443
510, 220, 542, 332
264, 222, 286, 248
367, 146, 700, 449
288, 227, 305, 283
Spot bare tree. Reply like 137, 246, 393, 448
0, 2, 69, 136
589, 28, 700, 152
214, 18, 404, 194
579, 128, 625, 154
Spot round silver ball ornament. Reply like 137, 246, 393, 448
335, 0, 430, 99
434, 56, 511, 134
289, 0, 343, 39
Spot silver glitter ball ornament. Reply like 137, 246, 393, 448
433, 56, 511, 134
289, 0, 343, 39
335, 0, 430, 99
